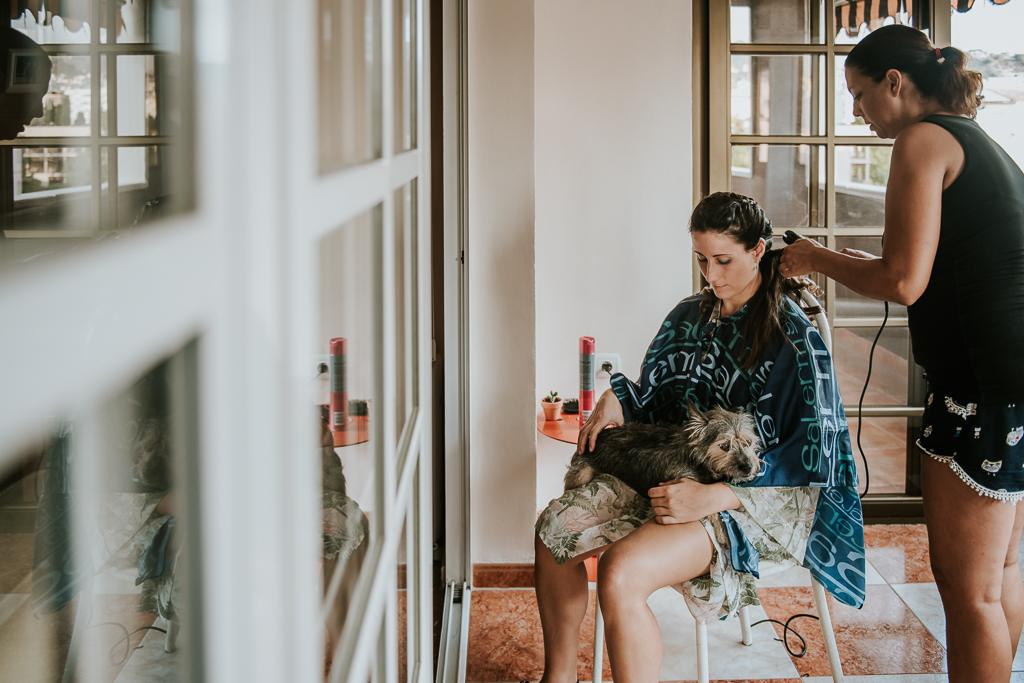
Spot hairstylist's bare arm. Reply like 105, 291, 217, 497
780, 123, 956, 305
576, 388, 624, 454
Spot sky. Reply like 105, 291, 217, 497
951, 1, 1024, 55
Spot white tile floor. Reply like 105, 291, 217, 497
646, 587, 802, 680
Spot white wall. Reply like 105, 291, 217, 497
535, 0, 694, 405
469, 0, 694, 563
468, 0, 538, 564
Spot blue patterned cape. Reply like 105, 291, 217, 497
610, 293, 866, 609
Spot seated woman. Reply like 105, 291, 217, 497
534, 192, 865, 683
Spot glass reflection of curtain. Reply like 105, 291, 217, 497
9, 0, 126, 33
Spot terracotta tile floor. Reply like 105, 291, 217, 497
466, 525, 1024, 682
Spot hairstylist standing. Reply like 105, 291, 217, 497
781, 24, 1024, 683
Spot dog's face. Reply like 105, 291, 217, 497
685, 404, 762, 482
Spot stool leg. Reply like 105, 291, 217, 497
739, 605, 753, 646
811, 578, 845, 683
695, 621, 709, 683
165, 619, 179, 653
593, 594, 605, 683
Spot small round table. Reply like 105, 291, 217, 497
537, 411, 581, 444
332, 415, 371, 447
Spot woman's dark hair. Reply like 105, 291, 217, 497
690, 192, 810, 372
845, 24, 983, 119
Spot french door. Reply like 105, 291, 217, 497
0, 1, 433, 682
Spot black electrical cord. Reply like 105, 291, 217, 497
88, 621, 168, 665
750, 613, 820, 657
855, 301, 889, 499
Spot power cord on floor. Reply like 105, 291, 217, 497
855, 301, 889, 500
749, 613, 821, 657
85, 598, 169, 667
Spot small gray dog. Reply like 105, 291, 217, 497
564, 403, 762, 498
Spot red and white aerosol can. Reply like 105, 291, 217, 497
329, 337, 348, 432
579, 337, 595, 426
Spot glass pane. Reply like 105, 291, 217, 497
730, 0, 823, 44
118, 0, 182, 48
835, 55, 876, 137
397, 505, 411, 683
393, 182, 418, 448
847, 416, 910, 495
14, 56, 93, 138
10, 0, 179, 46
0, 350, 200, 681
10, 4, 96, 44
834, 326, 911, 407
952, 2, 1024, 177
14, 145, 93, 197
117, 56, 176, 137
731, 144, 815, 227
833, 237, 909, 320
393, 0, 416, 151
320, 208, 379, 676
319, 0, 381, 172
835, 10, 911, 45
113, 145, 174, 229
834, 146, 891, 227
731, 55, 815, 137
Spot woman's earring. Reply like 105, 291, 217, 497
754, 262, 759, 271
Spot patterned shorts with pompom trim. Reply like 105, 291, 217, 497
917, 389, 1024, 504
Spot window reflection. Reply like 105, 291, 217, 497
319, 208, 380, 673
0, 350, 198, 681
318, 0, 381, 172
2, 1, 191, 273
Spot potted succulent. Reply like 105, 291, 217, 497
541, 390, 563, 421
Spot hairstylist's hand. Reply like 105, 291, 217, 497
649, 479, 740, 525
779, 237, 826, 279
576, 388, 625, 455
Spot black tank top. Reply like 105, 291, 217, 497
907, 115, 1024, 403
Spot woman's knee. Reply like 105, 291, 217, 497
931, 555, 1003, 608
596, 547, 651, 607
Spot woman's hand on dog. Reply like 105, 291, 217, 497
649, 480, 741, 525
577, 389, 625, 455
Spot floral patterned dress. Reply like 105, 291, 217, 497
536, 294, 865, 623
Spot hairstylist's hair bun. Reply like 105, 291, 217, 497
845, 24, 982, 119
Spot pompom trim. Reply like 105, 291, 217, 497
917, 441, 1024, 504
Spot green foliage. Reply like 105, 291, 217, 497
967, 50, 1024, 78
731, 145, 752, 169
868, 147, 891, 187
546, 390, 559, 403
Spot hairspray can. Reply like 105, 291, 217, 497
579, 337, 595, 426
329, 338, 348, 432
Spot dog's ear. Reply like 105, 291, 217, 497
686, 401, 707, 425
684, 401, 709, 437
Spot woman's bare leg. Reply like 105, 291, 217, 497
922, 455, 1022, 682
1003, 502, 1024, 658
535, 533, 608, 683
596, 520, 714, 683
